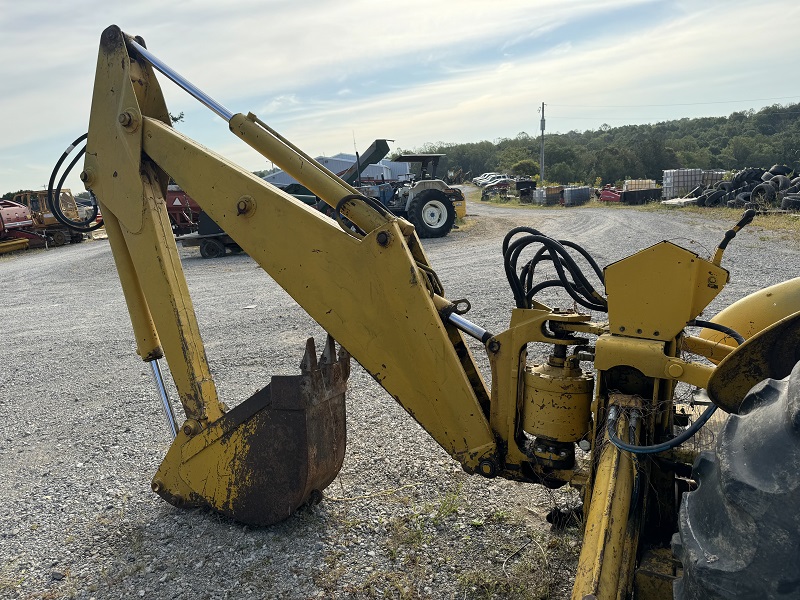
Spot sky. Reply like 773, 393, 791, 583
2, 0, 800, 195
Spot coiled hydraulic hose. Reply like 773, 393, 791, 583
47, 133, 104, 232
502, 227, 607, 312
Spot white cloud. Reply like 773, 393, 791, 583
2, 0, 800, 193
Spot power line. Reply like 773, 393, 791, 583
549, 95, 800, 108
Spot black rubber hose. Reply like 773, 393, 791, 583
608, 319, 744, 455
47, 133, 104, 232
502, 227, 607, 311
689, 319, 745, 345
522, 250, 605, 309
507, 235, 606, 311
334, 195, 368, 237
55, 149, 101, 230
607, 404, 718, 455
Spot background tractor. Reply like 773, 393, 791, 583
380, 154, 466, 238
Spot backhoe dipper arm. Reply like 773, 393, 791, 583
84, 27, 498, 484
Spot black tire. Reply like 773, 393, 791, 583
769, 164, 793, 176
770, 174, 790, 191
407, 190, 456, 238
673, 360, 800, 599
716, 181, 733, 192
733, 192, 751, 206
751, 182, 777, 204
705, 190, 726, 207
781, 196, 800, 211
71, 234, 85, 244
695, 195, 708, 207
761, 171, 774, 182
200, 238, 226, 259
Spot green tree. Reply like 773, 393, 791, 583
510, 159, 539, 177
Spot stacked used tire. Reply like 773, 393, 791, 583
695, 165, 800, 212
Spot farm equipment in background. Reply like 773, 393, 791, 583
166, 184, 200, 235
599, 181, 662, 205
175, 211, 244, 259
0, 199, 37, 254
374, 154, 465, 238
73, 26, 800, 600
173, 141, 396, 257
12, 189, 86, 246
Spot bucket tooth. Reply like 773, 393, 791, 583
337, 345, 351, 381
320, 333, 337, 366
300, 337, 319, 373
151, 335, 348, 526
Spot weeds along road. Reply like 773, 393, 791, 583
0, 201, 796, 599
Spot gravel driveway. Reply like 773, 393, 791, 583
1, 201, 796, 599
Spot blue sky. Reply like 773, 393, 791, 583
2, 0, 800, 194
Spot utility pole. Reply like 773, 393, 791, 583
539, 102, 546, 183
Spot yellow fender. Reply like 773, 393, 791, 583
699, 277, 800, 354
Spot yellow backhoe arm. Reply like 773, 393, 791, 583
84, 25, 498, 523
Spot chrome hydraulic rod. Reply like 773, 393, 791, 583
149, 359, 178, 438
126, 36, 389, 234
127, 38, 233, 122
448, 313, 493, 343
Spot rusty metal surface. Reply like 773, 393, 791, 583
707, 311, 800, 413
154, 336, 349, 526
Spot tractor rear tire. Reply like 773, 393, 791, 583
407, 190, 456, 238
673, 360, 800, 599
200, 238, 226, 259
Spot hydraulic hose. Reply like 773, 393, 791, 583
607, 320, 744, 455
689, 318, 745, 345
607, 404, 718, 455
502, 227, 607, 312
47, 133, 104, 232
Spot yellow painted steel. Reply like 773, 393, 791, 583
85, 25, 800, 600
604, 241, 728, 341
521, 361, 593, 442
698, 277, 800, 351
0, 238, 29, 254
231, 113, 391, 238
140, 119, 498, 467
572, 411, 638, 599
85, 26, 498, 481
707, 310, 800, 413
453, 197, 467, 219
84, 28, 224, 425
488, 307, 600, 471
594, 335, 714, 390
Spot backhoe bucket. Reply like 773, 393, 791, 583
151, 336, 349, 525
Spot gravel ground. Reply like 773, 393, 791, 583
1, 200, 797, 600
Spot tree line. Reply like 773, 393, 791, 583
6, 103, 799, 199
392, 102, 800, 186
